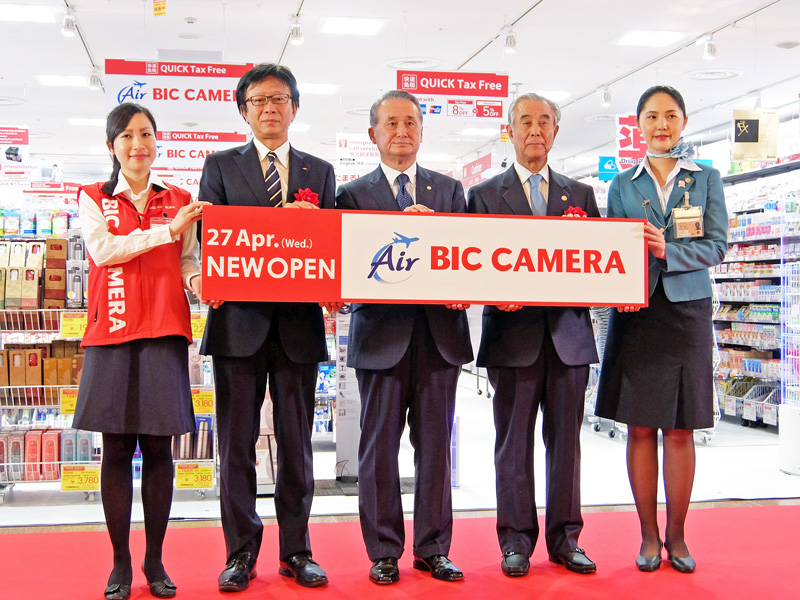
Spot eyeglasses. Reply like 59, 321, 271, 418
245, 94, 292, 106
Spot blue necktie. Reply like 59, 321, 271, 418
264, 151, 282, 206
529, 173, 546, 216
396, 173, 414, 210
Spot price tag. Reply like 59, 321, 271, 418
175, 463, 214, 489
742, 400, 757, 422
763, 404, 778, 426
724, 397, 737, 416
191, 389, 215, 414
60, 387, 79, 415
59, 312, 88, 338
191, 313, 207, 339
61, 464, 100, 491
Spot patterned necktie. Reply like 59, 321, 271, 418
396, 173, 414, 210
264, 151, 282, 206
529, 173, 546, 216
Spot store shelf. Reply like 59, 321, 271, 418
714, 317, 781, 324
714, 274, 781, 280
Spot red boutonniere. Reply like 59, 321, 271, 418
563, 206, 588, 218
293, 188, 319, 206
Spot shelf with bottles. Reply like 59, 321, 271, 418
714, 303, 780, 325
715, 346, 780, 381
714, 320, 780, 350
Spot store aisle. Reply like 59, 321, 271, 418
1, 372, 799, 528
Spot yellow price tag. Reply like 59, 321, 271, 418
61, 464, 100, 491
191, 389, 215, 414
191, 313, 207, 340
153, 1, 166, 16
59, 312, 88, 338
60, 387, 79, 415
175, 463, 214, 489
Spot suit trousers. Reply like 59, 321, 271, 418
356, 310, 460, 561
214, 327, 317, 563
489, 329, 589, 557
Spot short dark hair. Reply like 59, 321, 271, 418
102, 102, 157, 196
636, 85, 687, 120
508, 92, 562, 126
369, 90, 423, 128
236, 63, 300, 114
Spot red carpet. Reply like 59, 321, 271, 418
1, 505, 795, 599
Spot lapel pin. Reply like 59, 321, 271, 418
302, 167, 308, 171
678, 180, 686, 188
427, 186, 432, 190
561, 195, 568, 202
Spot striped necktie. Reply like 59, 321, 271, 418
264, 151, 282, 206
396, 173, 414, 210
529, 173, 546, 216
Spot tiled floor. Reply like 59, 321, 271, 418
1, 372, 799, 529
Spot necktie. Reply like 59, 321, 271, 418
264, 151, 282, 206
529, 173, 546, 216
396, 173, 414, 210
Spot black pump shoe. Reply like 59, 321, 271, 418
665, 542, 696, 574
635, 540, 663, 572
104, 583, 131, 600
142, 562, 177, 598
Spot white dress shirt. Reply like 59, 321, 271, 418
632, 157, 702, 213
513, 162, 550, 208
380, 162, 418, 204
253, 137, 291, 205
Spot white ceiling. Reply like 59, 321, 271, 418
2, 0, 800, 182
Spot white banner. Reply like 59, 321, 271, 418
156, 131, 247, 170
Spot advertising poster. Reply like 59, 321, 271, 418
732, 109, 779, 161
335, 133, 380, 185
0, 128, 35, 186
397, 70, 508, 121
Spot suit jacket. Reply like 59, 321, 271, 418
467, 165, 599, 368
608, 161, 728, 302
198, 142, 334, 361
335, 165, 473, 370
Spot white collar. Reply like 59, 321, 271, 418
632, 157, 701, 180
113, 170, 165, 198
514, 162, 549, 185
253, 137, 291, 167
380, 162, 418, 186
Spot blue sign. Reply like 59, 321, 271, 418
599, 156, 619, 182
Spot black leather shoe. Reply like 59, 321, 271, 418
636, 540, 663, 572
413, 555, 464, 582
279, 552, 328, 588
104, 583, 131, 600
665, 542, 696, 574
142, 562, 177, 598
369, 557, 400, 585
218, 551, 257, 592
501, 551, 530, 577
549, 548, 597, 574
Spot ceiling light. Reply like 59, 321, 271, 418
461, 128, 499, 137
68, 118, 106, 127
344, 107, 371, 116
289, 19, 304, 45
776, 41, 800, 50
61, 11, 77, 37
703, 35, 717, 60
617, 30, 685, 47
36, 75, 88, 87
321, 17, 384, 36
584, 113, 616, 123
600, 87, 611, 107
298, 83, 338, 95
535, 91, 571, 102
289, 123, 311, 132
0, 5, 56, 23
87, 146, 110, 154
0, 96, 27, 107
88, 69, 102, 91
177, 33, 201, 40
684, 69, 742, 81
504, 28, 517, 54
384, 57, 441, 70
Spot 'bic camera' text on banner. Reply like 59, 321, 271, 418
201, 207, 648, 307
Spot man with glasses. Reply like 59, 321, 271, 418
198, 63, 337, 592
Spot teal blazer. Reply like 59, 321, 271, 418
607, 161, 728, 302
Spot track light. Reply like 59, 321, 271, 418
600, 87, 611, 107
504, 28, 516, 54
88, 69, 102, 91
61, 11, 76, 37
703, 35, 716, 60
289, 19, 304, 45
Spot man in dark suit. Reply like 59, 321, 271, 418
336, 90, 473, 585
198, 63, 338, 592
467, 93, 599, 577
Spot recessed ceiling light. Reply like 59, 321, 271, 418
36, 75, 88, 87
617, 30, 685, 47
290, 123, 311, 132
0, 5, 56, 23
182, 122, 199, 128
319, 139, 338, 145
384, 57, 442, 71
320, 17, 384, 36
344, 107, 371, 116
178, 33, 201, 40
776, 41, 800, 50
298, 83, 338, 95
534, 91, 571, 102
0, 96, 27, 107
461, 128, 499, 137
28, 131, 54, 139
68, 118, 106, 127
684, 69, 742, 80
584, 113, 616, 123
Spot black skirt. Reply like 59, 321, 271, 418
73, 335, 195, 436
595, 281, 714, 430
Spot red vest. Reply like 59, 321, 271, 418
80, 182, 193, 347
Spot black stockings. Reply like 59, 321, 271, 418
101, 433, 174, 586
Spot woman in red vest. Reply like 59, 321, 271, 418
72, 102, 208, 600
